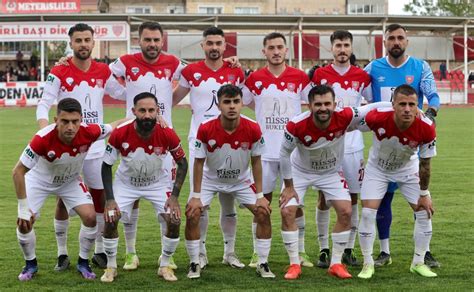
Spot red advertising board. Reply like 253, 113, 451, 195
0, 0, 80, 14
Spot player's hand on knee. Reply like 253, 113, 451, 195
185, 198, 203, 218
416, 195, 434, 218
105, 199, 121, 223
255, 197, 271, 215
165, 195, 181, 220
279, 187, 299, 208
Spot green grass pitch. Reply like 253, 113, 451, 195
0, 106, 472, 290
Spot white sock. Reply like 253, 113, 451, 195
199, 209, 209, 255
380, 239, 390, 254
281, 230, 299, 265
95, 213, 105, 254
295, 215, 305, 253
252, 222, 257, 253
79, 224, 98, 260
413, 211, 432, 265
186, 239, 200, 264
17, 229, 36, 260
348, 204, 359, 249
161, 236, 180, 267
103, 237, 118, 268
359, 208, 377, 265
316, 208, 330, 250
331, 230, 350, 265
256, 238, 272, 264
219, 193, 237, 256
124, 208, 139, 254
54, 219, 69, 256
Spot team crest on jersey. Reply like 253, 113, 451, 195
241, 142, 249, 150
352, 81, 360, 90
66, 77, 74, 85
405, 75, 414, 84
164, 69, 171, 78
154, 147, 164, 155
131, 67, 140, 75
377, 128, 386, 136
79, 145, 88, 153
304, 135, 312, 143
96, 79, 103, 88
255, 81, 263, 90
122, 142, 129, 149
208, 139, 217, 149
193, 72, 202, 80
47, 150, 56, 159
287, 83, 296, 92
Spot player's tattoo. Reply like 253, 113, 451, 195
419, 157, 431, 191
171, 157, 188, 198
101, 162, 115, 201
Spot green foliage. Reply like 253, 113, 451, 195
404, 0, 474, 17
0, 106, 472, 290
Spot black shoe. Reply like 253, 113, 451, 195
317, 248, 330, 269
424, 251, 441, 268
54, 254, 70, 271
92, 253, 107, 269
374, 251, 392, 267
342, 248, 360, 266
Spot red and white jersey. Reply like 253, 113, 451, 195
109, 52, 184, 125
20, 123, 112, 188
194, 115, 265, 185
242, 66, 311, 161
282, 108, 359, 175
362, 108, 437, 174
103, 120, 185, 189
312, 64, 371, 154
179, 60, 245, 141
37, 60, 124, 159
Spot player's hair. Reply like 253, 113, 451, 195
139, 21, 164, 37
308, 85, 335, 103
57, 98, 82, 115
330, 30, 353, 44
385, 23, 406, 34
217, 84, 242, 101
263, 32, 286, 46
203, 26, 224, 38
393, 84, 417, 101
133, 92, 158, 105
68, 23, 94, 38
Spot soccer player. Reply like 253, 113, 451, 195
311, 30, 371, 268
173, 26, 246, 269
36, 23, 125, 270
242, 32, 312, 268
357, 85, 437, 279
13, 98, 124, 281
364, 23, 440, 268
185, 84, 274, 279
100, 92, 188, 282
279, 85, 390, 280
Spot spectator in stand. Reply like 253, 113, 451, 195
439, 62, 447, 80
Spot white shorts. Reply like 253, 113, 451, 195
82, 158, 103, 189
113, 178, 171, 223
341, 151, 365, 194
262, 160, 281, 194
360, 165, 421, 205
189, 178, 258, 207
188, 139, 196, 192
26, 175, 93, 217
286, 167, 351, 207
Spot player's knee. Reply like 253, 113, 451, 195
254, 208, 270, 224
81, 212, 97, 227
103, 221, 118, 238
186, 210, 201, 225
337, 206, 352, 225
17, 224, 32, 234
280, 206, 296, 220
167, 220, 181, 238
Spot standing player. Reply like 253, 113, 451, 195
100, 92, 188, 282
357, 85, 437, 279
364, 24, 440, 268
242, 32, 312, 268
278, 85, 390, 280
185, 85, 274, 279
14, 98, 123, 281
36, 23, 125, 270
173, 27, 246, 269
311, 30, 371, 268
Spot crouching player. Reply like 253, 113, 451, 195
185, 84, 274, 279
357, 85, 437, 279
13, 98, 124, 281
100, 92, 188, 282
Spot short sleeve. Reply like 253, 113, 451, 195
165, 128, 186, 161
250, 125, 265, 157
194, 124, 207, 159
281, 121, 298, 153
109, 57, 126, 78
19, 143, 41, 170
